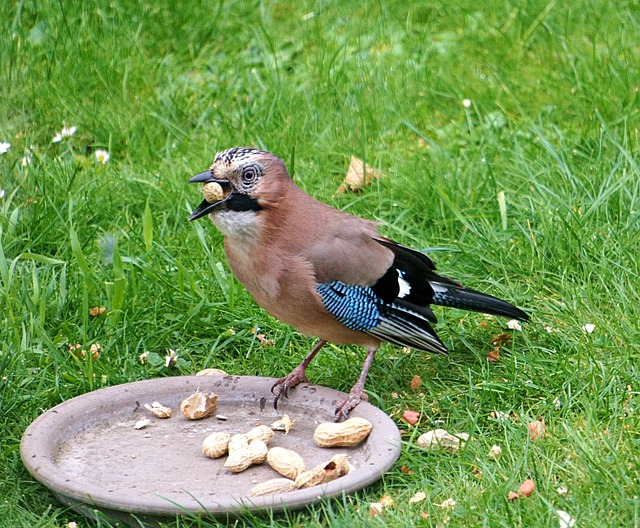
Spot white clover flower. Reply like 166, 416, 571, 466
52, 126, 77, 143
557, 509, 575, 528
582, 323, 595, 334
488, 444, 502, 460
463, 99, 472, 108
507, 319, 522, 331
0, 142, 11, 154
95, 149, 110, 164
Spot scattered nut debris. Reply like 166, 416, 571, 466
180, 390, 218, 420
144, 401, 173, 418
134, 418, 151, 430
271, 414, 295, 434
369, 502, 384, 517
379, 494, 394, 507
139, 351, 150, 364
216, 414, 228, 421
410, 374, 422, 391
409, 491, 427, 503
435, 498, 456, 509
165, 349, 179, 368
416, 429, 469, 452
337, 156, 384, 193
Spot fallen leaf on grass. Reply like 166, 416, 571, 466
487, 347, 500, 362
492, 333, 512, 346
507, 491, 519, 501
410, 374, 422, 391
337, 156, 383, 193
400, 465, 414, 474
403, 410, 420, 425
528, 420, 545, 441
518, 479, 536, 497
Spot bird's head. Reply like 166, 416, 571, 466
188, 147, 290, 222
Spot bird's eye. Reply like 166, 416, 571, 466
241, 164, 261, 184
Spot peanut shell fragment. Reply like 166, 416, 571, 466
144, 401, 173, 419
180, 390, 218, 420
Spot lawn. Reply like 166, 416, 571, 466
1, 0, 640, 526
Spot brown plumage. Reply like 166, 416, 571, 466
189, 147, 529, 420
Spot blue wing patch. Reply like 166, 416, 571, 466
315, 281, 380, 331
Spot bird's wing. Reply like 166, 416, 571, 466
307, 231, 450, 354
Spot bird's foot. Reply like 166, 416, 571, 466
271, 366, 310, 409
334, 390, 368, 422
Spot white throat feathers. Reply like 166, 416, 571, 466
210, 210, 262, 241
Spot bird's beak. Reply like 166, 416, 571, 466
188, 171, 233, 221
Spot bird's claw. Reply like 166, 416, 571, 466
271, 367, 310, 409
334, 391, 368, 422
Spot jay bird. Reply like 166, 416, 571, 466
189, 147, 529, 420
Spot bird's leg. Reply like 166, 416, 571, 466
272, 339, 327, 408
334, 345, 378, 422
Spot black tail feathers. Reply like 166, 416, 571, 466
431, 282, 529, 321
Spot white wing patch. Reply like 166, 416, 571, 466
397, 269, 412, 298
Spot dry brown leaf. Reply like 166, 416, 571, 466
89, 306, 107, 317
518, 479, 536, 497
410, 374, 422, 391
487, 347, 500, 362
492, 333, 512, 346
402, 410, 420, 425
528, 420, 546, 441
507, 491, 519, 501
337, 156, 383, 193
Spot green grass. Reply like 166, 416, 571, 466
2, 0, 640, 526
